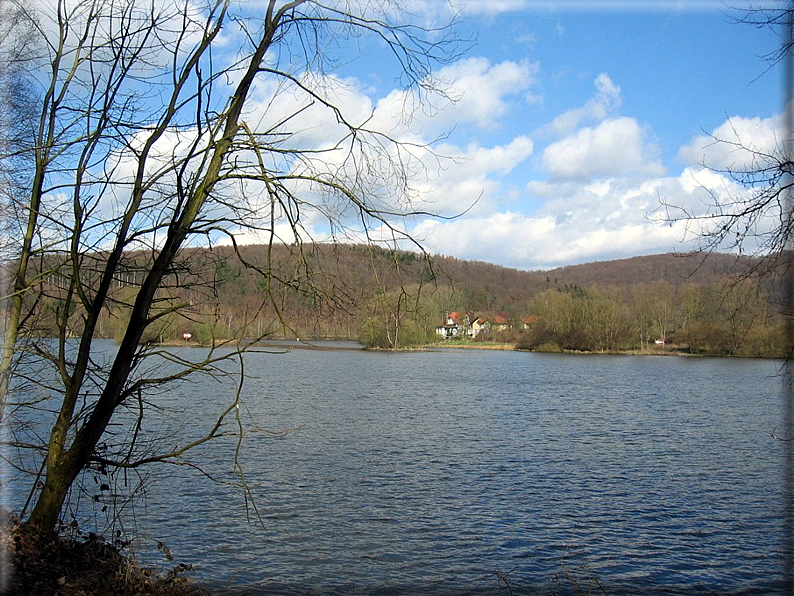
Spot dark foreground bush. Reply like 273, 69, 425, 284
1, 510, 209, 596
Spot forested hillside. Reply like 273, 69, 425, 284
27, 243, 788, 357
544, 252, 763, 288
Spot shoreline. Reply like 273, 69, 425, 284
424, 340, 698, 356
111, 337, 772, 358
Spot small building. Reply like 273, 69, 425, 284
470, 316, 490, 337
522, 315, 540, 329
470, 313, 512, 337
491, 313, 510, 331
435, 311, 471, 338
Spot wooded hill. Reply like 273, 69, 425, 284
29, 243, 788, 357
543, 252, 766, 288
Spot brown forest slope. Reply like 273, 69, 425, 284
542, 252, 761, 288
206, 245, 766, 314
30, 243, 772, 341
195, 244, 766, 316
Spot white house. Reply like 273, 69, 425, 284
435, 311, 471, 338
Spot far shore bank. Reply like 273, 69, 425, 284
423, 339, 713, 356
130, 337, 772, 358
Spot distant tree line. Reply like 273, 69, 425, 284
516, 279, 787, 357
18, 244, 789, 356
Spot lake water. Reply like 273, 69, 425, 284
63, 345, 794, 594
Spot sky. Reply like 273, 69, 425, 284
285, 0, 787, 271
29, 0, 785, 272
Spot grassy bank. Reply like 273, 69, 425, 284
427, 340, 516, 351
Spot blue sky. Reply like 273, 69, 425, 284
469, 5, 782, 161
27, 0, 786, 271
281, 0, 785, 271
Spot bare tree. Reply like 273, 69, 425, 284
660, 3, 793, 310
731, 1, 794, 74
0, 0, 43, 420
0, 0, 463, 537
661, 126, 793, 273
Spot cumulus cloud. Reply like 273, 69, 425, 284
541, 117, 665, 180
245, 72, 377, 150
659, 165, 774, 247
538, 73, 622, 138
228, 59, 688, 269
226, 56, 777, 270
241, 57, 539, 154
411, 211, 556, 268
217, 35, 783, 270
218, 56, 539, 245
390, 57, 540, 134
460, 136, 536, 177
678, 110, 784, 171
412, 209, 683, 270
414, 173, 704, 269
412, 136, 535, 215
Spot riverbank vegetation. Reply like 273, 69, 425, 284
17, 244, 789, 357
1, 509, 208, 596
431, 276, 787, 357
514, 278, 787, 358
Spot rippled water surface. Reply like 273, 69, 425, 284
125, 346, 785, 595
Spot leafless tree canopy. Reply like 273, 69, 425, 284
730, 1, 794, 72
0, 0, 464, 536
662, 3, 793, 284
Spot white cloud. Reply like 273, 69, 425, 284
411, 136, 535, 215
412, 206, 686, 270
462, 136, 536, 176
678, 110, 784, 171
676, 165, 738, 198
393, 57, 539, 133
411, 211, 556, 267
539, 73, 622, 138
542, 117, 665, 180
659, 165, 774, 247
245, 72, 377, 150
413, 170, 736, 270
217, 56, 540, 245
329, 56, 540, 145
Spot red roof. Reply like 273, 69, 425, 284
448, 311, 465, 325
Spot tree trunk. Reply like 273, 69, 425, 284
22, 4, 282, 533
25, 452, 82, 535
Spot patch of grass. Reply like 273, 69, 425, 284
533, 342, 563, 353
